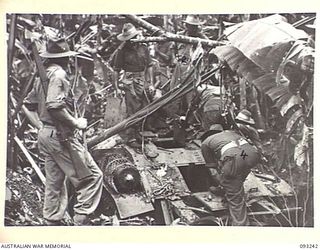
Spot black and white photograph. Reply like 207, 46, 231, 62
5, 12, 315, 229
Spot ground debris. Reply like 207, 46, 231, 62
5, 170, 45, 226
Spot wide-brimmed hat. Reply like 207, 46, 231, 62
200, 124, 223, 141
235, 109, 255, 125
183, 15, 205, 26
40, 38, 79, 58
117, 23, 140, 41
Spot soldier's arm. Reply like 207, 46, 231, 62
49, 108, 86, 129
46, 74, 87, 129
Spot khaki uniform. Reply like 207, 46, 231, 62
201, 130, 260, 226
197, 88, 223, 130
111, 43, 152, 116
24, 64, 103, 222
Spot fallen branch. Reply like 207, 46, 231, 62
125, 14, 224, 47
132, 36, 225, 47
124, 14, 165, 36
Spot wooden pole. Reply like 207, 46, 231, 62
7, 14, 18, 170
132, 35, 224, 47
125, 14, 224, 47
131, 37, 168, 43
14, 136, 46, 185
124, 14, 165, 36
7, 14, 17, 75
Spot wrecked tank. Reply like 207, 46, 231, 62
90, 131, 296, 226
87, 15, 312, 226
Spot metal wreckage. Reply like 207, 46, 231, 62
6, 14, 314, 226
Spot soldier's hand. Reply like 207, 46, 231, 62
76, 117, 88, 130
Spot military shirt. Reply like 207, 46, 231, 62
24, 64, 72, 125
111, 43, 152, 73
201, 130, 242, 164
176, 30, 208, 63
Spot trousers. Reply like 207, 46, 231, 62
38, 126, 103, 221
220, 144, 259, 226
121, 72, 149, 117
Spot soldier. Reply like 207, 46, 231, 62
111, 23, 154, 110
195, 84, 225, 131
201, 124, 260, 226
111, 23, 155, 142
176, 15, 208, 65
171, 15, 208, 115
24, 38, 103, 226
